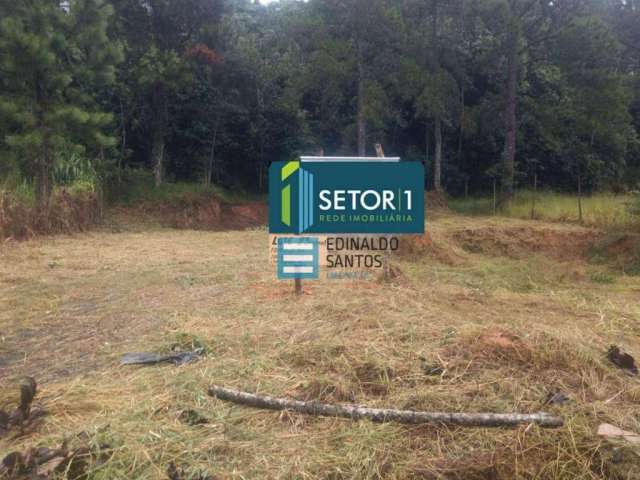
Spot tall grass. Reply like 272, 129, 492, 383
1, 150, 98, 203
107, 168, 265, 206
53, 150, 98, 193
449, 191, 640, 229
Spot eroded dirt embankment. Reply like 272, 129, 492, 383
145, 193, 268, 231
399, 216, 640, 273
0, 191, 101, 241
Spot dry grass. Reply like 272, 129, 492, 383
0, 190, 101, 240
1, 213, 640, 479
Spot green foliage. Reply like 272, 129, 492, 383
0, 170, 35, 204
0, 0, 122, 205
1, 0, 639, 199
53, 149, 98, 190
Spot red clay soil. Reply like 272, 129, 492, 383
0, 190, 100, 241
143, 193, 268, 231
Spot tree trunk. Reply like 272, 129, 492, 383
424, 122, 430, 188
35, 147, 52, 211
257, 162, 266, 193
152, 129, 165, 188
151, 85, 168, 187
205, 113, 221, 187
577, 171, 583, 223
434, 117, 443, 191
502, 30, 518, 200
458, 88, 464, 161
118, 97, 127, 183
431, 0, 443, 192
356, 40, 366, 156
492, 178, 497, 215
35, 77, 52, 210
531, 171, 537, 219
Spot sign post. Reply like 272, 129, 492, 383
269, 155, 424, 289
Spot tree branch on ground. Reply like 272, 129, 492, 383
207, 384, 564, 428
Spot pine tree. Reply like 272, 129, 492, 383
0, 0, 122, 208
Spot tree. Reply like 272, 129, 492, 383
397, 0, 464, 190
0, 0, 122, 208
478, 0, 581, 200
304, 0, 400, 156
111, 0, 223, 186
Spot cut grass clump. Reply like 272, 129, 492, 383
449, 327, 612, 383
352, 361, 396, 397
294, 378, 356, 403
171, 332, 209, 353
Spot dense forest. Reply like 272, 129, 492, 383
0, 0, 639, 208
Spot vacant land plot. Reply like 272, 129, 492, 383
1, 213, 639, 479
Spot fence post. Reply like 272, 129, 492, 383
492, 178, 497, 215
530, 172, 537, 219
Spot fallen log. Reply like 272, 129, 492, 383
207, 385, 564, 428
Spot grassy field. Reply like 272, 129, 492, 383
449, 192, 640, 230
1, 212, 640, 479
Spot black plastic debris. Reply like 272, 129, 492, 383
544, 391, 571, 406
607, 346, 638, 375
120, 348, 204, 366
419, 356, 445, 376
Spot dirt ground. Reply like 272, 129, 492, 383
1, 212, 639, 479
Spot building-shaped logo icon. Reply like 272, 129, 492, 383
280, 161, 315, 234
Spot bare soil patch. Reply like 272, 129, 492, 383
140, 193, 267, 231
